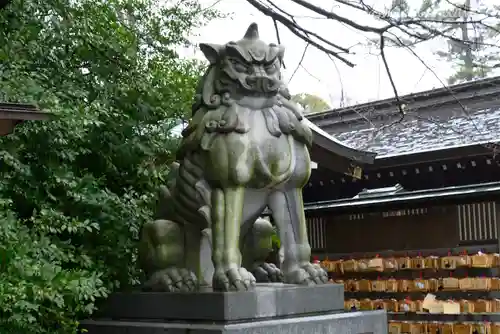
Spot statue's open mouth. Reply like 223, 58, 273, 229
244, 76, 280, 94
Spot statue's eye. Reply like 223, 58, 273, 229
230, 59, 249, 73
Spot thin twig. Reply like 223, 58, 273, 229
288, 43, 309, 84
327, 54, 346, 108
388, 32, 494, 153
291, 0, 385, 33
379, 35, 405, 119
272, 18, 286, 69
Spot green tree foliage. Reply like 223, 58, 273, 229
388, 0, 500, 84
291, 93, 331, 113
0, 0, 218, 332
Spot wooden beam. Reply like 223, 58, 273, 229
0, 103, 51, 135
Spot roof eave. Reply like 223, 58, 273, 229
305, 117, 377, 176
0, 103, 51, 121
304, 181, 500, 212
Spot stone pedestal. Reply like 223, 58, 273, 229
81, 283, 387, 334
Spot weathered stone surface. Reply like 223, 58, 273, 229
98, 283, 344, 322
81, 309, 388, 334
140, 21, 370, 294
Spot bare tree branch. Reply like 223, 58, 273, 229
246, 0, 500, 64
246, 0, 355, 66
290, 0, 385, 34
240, 0, 500, 157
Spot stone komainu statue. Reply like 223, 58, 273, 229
138, 23, 328, 292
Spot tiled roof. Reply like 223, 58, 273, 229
334, 106, 500, 158
307, 77, 500, 158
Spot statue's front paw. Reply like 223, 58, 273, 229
144, 267, 198, 292
213, 267, 256, 291
283, 263, 328, 285
252, 262, 283, 283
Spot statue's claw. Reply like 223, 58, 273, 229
252, 262, 283, 283
283, 263, 328, 286
144, 268, 198, 292
212, 267, 256, 291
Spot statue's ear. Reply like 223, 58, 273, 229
277, 45, 285, 64
199, 43, 222, 64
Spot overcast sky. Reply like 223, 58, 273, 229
178, 0, 478, 108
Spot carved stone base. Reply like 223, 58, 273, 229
80, 283, 388, 334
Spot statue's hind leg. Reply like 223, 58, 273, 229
139, 219, 198, 292
241, 218, 283, 283
268, 189, 328, 285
